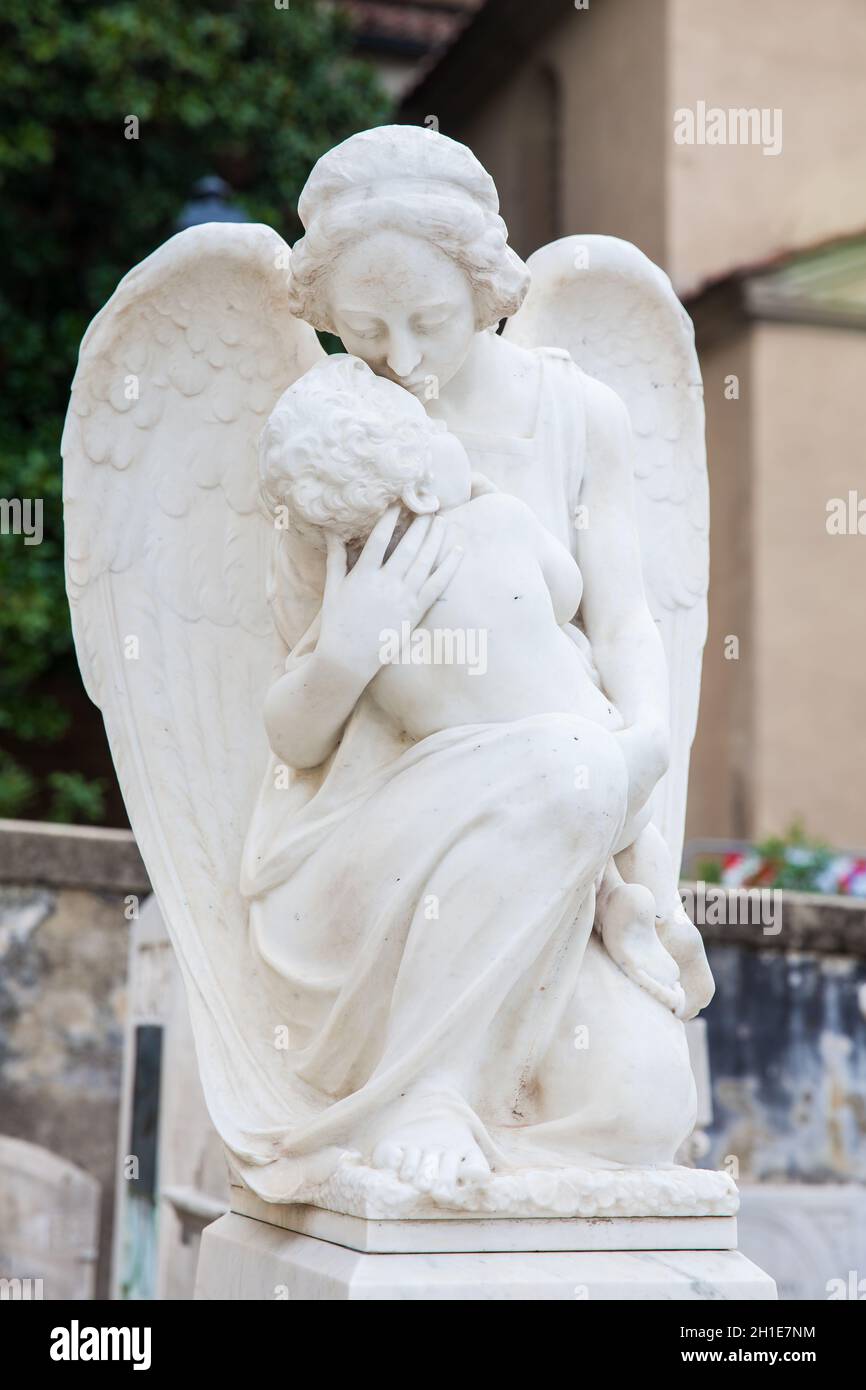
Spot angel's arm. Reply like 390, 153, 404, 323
575, 376, 670, 792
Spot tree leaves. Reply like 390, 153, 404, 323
0, 0, 391, 819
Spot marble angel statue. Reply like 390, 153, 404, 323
63, 126, 729, 1218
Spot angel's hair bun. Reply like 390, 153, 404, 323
259, 354, 439, 546
287, 125, 529, 334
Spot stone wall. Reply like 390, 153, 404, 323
694, 882, 866, 1299
694, 886, 866, 1183
0, 820, 149, 1298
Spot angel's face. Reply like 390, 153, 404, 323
328, 230, 477, 399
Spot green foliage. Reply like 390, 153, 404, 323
752, 821, 833, 893
0, 749, 35, 817
698, 821, 835, 894
45, 771, 108, 825
0, 754, 106, 823
696, 858, 723, 885
0, 0, 390, 821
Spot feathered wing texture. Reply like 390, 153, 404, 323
62, 223, 325, 1149
504, 235, 708, 874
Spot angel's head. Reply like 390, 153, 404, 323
259, 354, 471, 546
287, 126, 529, 396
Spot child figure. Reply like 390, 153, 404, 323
260, 354, 713, 1018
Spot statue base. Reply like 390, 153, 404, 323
223, 1159, 740, 1220
194, 1188, 777, 1301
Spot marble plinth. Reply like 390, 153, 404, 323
195, 1213, 776, 1301
229, 1183, 737, 1252
226, 1160, 739, 1221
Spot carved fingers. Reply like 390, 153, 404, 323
357, 503, 401, 570
402, 515, 447, 587
417, 543, 464, 615
324, 531, 348, 595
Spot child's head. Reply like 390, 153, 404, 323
259, 354, 465, 545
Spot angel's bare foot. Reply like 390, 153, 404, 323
657, 906, 715, 1019
370, 1093, 490, 1201
599, 882, 686, 1015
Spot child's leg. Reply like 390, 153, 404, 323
615, 824, 714, 1019
614, 821, 682, 917
596, 855, 685, 1016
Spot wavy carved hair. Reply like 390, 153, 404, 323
287, 125, 530, 334
259, 355, 442, 546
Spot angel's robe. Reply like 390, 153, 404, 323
237, 348, 696, 1198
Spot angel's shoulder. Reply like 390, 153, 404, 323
490, 334, 579, 379
528, 347, 630, 447
580, 372, 631, 446
522, 344, 622, 417
533, 345, 574, 363
487, 332, 541, 385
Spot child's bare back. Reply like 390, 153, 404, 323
371, 491, 622, 741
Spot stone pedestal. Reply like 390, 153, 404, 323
195, 1189, 777, 1301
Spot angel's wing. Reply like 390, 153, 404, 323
504, 235, 708, 874
62, 223, 325, 1149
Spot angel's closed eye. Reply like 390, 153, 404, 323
337, 312, 384, 341
413, 313, 451, 335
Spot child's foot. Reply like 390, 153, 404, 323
599, 882, 686, 1015
656, 906, 715, 1019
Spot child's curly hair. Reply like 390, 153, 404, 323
259, 355, 442, 546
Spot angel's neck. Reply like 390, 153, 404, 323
428, 331, 538, 441
427, 332, 493, 423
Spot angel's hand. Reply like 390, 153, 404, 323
317, 506, 464, 685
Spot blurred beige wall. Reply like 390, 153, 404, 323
751, 320, 866, 844
541, 0, 668, 265
452, 0, 668, 262
686, 329, 755, 841
688, 317, 866, 846
669, 0, 866, 293
447, 0, 866, 292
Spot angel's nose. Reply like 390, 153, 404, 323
386, 332, 422, 381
